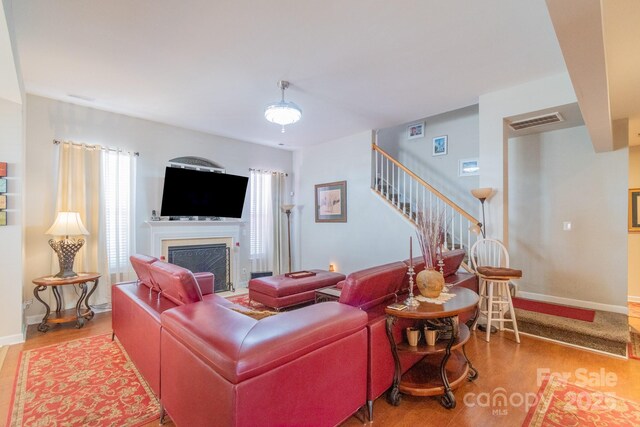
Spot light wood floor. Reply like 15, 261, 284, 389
1, 313, 639, 427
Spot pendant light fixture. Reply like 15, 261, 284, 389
264, 80, 302, 133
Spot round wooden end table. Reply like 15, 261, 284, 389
32, 272, 100, 332
385, 286, 479, 409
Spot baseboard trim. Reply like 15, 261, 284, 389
628, 296, 640, 303
503, 328, 628, 360
517, 291, 628, 315
0, 333, 25, 346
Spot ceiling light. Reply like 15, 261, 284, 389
264, 80, 301, 133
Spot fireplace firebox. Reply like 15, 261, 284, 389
167, 243, 232, 292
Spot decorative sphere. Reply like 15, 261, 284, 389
416, 268, 444, 298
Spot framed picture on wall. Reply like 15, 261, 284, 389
459, 158, 479, 176
407, 122, 425, 140
432, 135, 448, 156
0, 162, 6, 177
0, 178, 6, 193
0, 194, 6, 209
629, 188, 640, 232
0, 211, 6, 226
315, 181, 347, 223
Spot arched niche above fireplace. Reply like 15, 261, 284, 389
168, 156, 225, 173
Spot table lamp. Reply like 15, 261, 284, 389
46, 212, 89, 278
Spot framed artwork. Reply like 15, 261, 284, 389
0, 194, 5, 209
315, 181, 347, 223
0, 211, 5, 226
0, 162, 6, 177
459, 158, 479, 177
432, 135, 448, 156
629, 188, 640, 232
0, 178, 6, 193
407, 122, 425, 140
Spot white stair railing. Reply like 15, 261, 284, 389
371, 143, 481, 269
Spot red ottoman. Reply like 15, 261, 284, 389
249, 270, 346, 309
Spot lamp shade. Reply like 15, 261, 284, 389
264, 101, 302, 126
471, 187, 493, 201
46, 212, 89, 236
264, 80, 302, 132
281, 204, 295, 213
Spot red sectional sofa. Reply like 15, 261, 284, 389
113, 252, 476, 426
336, 249, 477, 420
112, 254, 216, 395
113, 256, 368, 426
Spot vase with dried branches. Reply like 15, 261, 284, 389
415, 209, 446, 298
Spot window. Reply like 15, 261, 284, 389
103, 150, 136, 274
249, 170, 273, 271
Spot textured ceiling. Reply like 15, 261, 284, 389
10, 0, 567, 148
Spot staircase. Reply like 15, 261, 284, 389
371, 143, 481, 270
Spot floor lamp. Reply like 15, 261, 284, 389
470, 188, 496, 333
282, 204, 295, 273
471, 187, 493, 238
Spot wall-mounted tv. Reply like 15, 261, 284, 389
160, 167, 249, 218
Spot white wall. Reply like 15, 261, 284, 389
293, 131, 415, 275
24, 94, 292, 319
0, 98, 24, 344
509, 126, 628, 309
478, 72, 578, 242
0, 0, 24, 344
377, 105, 479, 214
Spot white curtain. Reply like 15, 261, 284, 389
249, 170, 285, 274
51, 142, 136, 308
102, 149, 137, 285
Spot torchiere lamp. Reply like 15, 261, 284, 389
46, 212, 89, 278
470, 187, 493, 238
281, 204, 295, 273
470, 188, 498, 333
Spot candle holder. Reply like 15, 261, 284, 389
404, 265, 420, 307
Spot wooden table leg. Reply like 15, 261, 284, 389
84, 278, 99, 320
385, 315, 402, 406
33, 285, 50, 332
52, 285, 62, 313
439, 316, 457, 409
75, 283, 88, 328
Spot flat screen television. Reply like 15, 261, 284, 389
160, 167, 249, 218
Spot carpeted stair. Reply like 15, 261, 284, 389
507, 307, 629, 356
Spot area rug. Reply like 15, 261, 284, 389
226, 293, 269, 310
507, 307, 629, 356
629, 331, 640, 361
7, 334, 160, 427
512, 297, 595, 322
523, 374, 640, 426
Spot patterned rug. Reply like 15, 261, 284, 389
226, 293, 269, 310
523, 375, 640, 426
7, 334, 160, 427
629, 331, 640, 361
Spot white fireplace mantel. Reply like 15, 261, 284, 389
145, 220, 245, 288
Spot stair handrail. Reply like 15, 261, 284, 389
372, 143, 480, 226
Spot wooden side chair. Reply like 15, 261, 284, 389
470, 238, 521, 343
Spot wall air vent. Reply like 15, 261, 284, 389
508, 112, 564, 131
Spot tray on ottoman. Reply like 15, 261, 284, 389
249, 269, 346, 310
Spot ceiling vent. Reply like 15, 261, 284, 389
508, 112, 564, 131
